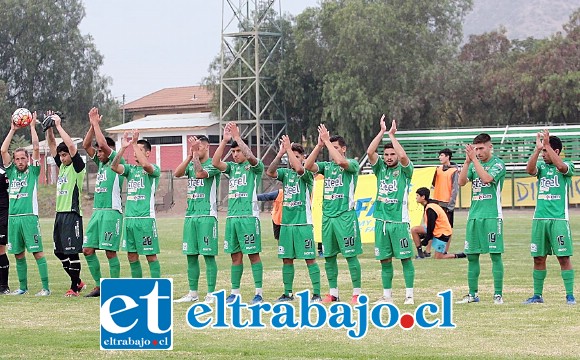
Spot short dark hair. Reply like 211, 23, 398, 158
329, 135, 346, 148
231, 140, 240, 149
439, 148, 452, 159
384, 143, 394, 150
549, 135, 563, 152
94, 137, 116, 149
137, 139, 152, 152
291, 143, 304, 154
56, 142, 69, 154
196, 135, 209, 143
473, 133, 492, 144
416, 187, 430, 199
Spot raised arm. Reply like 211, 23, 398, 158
82, 123, 95, 158
212, 124, 232, 172
266, 139, 285, 178
304, 133, 323, 173
90, 107, 112, 159
30, 113, 39, 161
542, 129, 568, 174
320, 124, 349, 170
366, 114, 387, 165
46, 126, 57, 158
130, 130, 155, 174
53, 114, 77, 157
229, 122, 258, 166
110, 131, 129, 175
458, 145, 472, 187
526, 132, 543, 176
1, 121, 18, 166
174, 137, 195, 178
386, 119, 409, 167
283, 135, 304, 175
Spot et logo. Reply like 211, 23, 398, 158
100, 278, 173, 350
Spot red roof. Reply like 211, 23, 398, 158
122, 85, 213, 112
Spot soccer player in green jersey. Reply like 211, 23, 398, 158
367, 116, 415, 305
174, 135, 221, 304
304, 124, 362, 304
212, 122, 265, 304
266, 135, 322, 303
46, 113, 87, 297
1, 114, 50, 296
524, 130, 575, 305
111, 131, 162, 278
457, 133, 506, 305
81, 107, 124, 297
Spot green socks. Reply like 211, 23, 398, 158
204, 256, 218, 293
282, 264, 294, 295
85, 253, 101, 286
381, 261, 393, 290
16, 257, 28, 290
148, 260, 161, 278
130, 261, 143, 278
36, 257, 49, 290
490, 253, 504, 296
467, 254, 480, 296
401, 258, 415, 289
251, 262, 263, 288
307, 263, 321, 295
231, 264, 243, 290
325, 256, 338, 289
346, 256, 361, 288
533, 269, 547, 296
187, 255, 200, 291
562, 269, 575, 296
108, 256, 121, 278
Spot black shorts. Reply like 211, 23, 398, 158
53, 212, 83, 254
0, 210, 7, 245
444, 209, 454, 227
273, 221, 281, 241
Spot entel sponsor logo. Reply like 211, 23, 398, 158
379, 179, 398, 193
539, 175, 560, 189
229, 174, 247, 190
128, 178, 145, 190
325, 175, 343, 189
186, 289, 455, 339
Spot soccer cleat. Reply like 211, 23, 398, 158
310, 294, 322, 302
415, 254, 425, 260
424, 252, 431, 258
351, 295, 359, 304
251, 294, 264, 304
35, 289, 51, 297
374, 296, 393, 304
523, 295, 544, 304
275, 293, 294, 302
203, 294, 216, 304
493, 294, 504, 305
321, 294, 339, 303
65, 289, 79, 297
404, 297, 415, 305
456, 294, 479, 304
174, 293, 199, 303
84, 286, 101, 298
10, 289, 28, 295
0, 287, 10, 295
455, 253, 467, 259
77, 280, 87, 292
566, 294, 576, 305
225, 293, 239, 304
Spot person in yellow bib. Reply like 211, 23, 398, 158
411, 187, 466, 260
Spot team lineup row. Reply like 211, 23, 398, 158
0, 111, 574, 306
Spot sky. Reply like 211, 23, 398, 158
79, 0, 317, 104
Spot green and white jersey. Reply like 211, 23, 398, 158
467, 155, 506, 220
6, 161, 40, 216
92, 151, 124, 212
224, 160, 264, 217
121, 163, 161, 218
276, 168, 314, 225
186, 158, 221, 217
55, 153, 86, 215
533, 160, 574, 220
371, 159, 414, 222
316, 159, 359, 218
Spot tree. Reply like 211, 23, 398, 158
0, 0, 121, 137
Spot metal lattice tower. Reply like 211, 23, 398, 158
219, 0, 287, 161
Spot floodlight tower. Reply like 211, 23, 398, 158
219, 0, 287, 161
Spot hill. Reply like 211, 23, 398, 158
463, 0, 579, 40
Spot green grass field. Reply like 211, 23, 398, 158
1, 210, 579, 359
